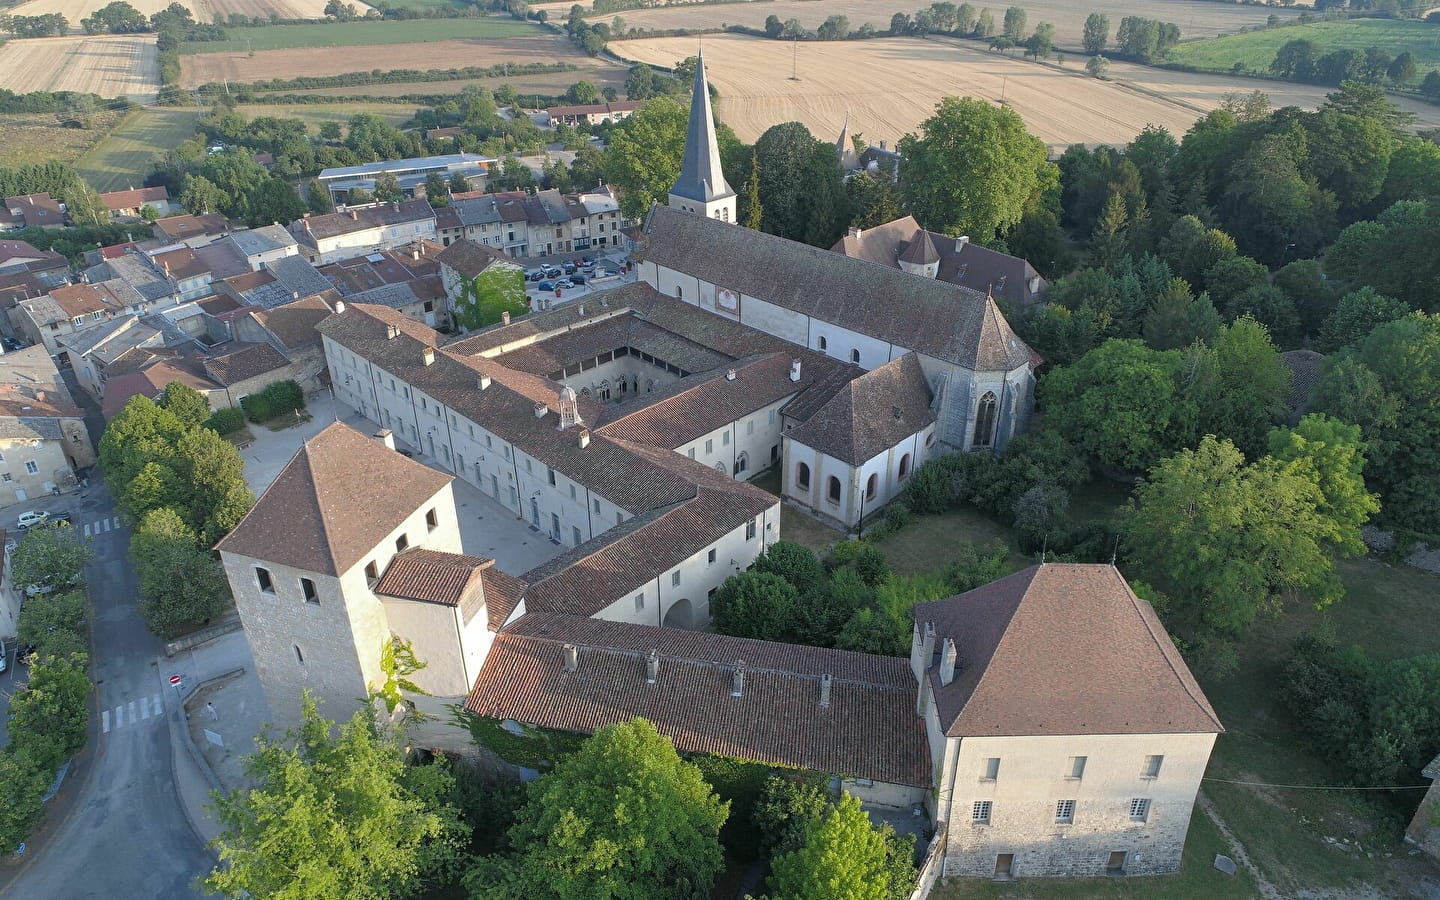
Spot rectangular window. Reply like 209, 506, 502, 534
593, 498, 601, 515
1067, 756, 1087, 780
634, 593, 645, 611
396, 534, 409, 552
301, 577, 319, 605
573, 526, 582, 546
256, 567, 274, 594
548, 467, 556, 486
569, 484, 577, 501
722, 432, 730, 446
616, 512, 623, 526
768, 409, 776, 425
705, 438, 713, 454
24, 460, 38, 475
504, 445, 511, 460
982, 758, 1000, 781
708, 548, 717, 565
1, 473, 10, 482
972, 801, 992, 825
1055, 800, 1076, 824
747, 420, 754, 435
671, 571, 681, 587
1142, 755, 1164, 779
687, 448, 695, 459
485, 433, 492, 449
364, 561, 378, 583
745, 520, 756, 540
1130, 798, 1151, 822
424, 508, 438, 530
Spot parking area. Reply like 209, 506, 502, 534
236, 392, 562, 578
523, 250, 637, 311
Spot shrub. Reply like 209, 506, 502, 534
241, 379, 304, 423
882, 500, 912, 532
204, 406, 247, 435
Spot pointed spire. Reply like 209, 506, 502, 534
836, 114, 858, 170
670, 52, 735, 208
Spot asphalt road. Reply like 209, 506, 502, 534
1, 484, 214, 900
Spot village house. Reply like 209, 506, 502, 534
0, 240, 68, 279
11, 281, 143, 358
290, 200, 437, 265
319, 241, 446, 328
98, 186, 173, 221
0, 346, 96, 504
0, 193, 65, 231
434, 238, 524, 330
545, 99, 644, 127
215, 224, 300, 271
152, 212, 231, 246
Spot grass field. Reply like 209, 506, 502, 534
0, 109, 125, 168
74, 108, 200, 192
179, 16, 539, 54
1169, 19, 1440, 80
232, 101, 419, 129
259, 64, 629, 101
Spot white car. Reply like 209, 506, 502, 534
16, 510, 48, 529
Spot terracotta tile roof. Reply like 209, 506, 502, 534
435, 238, 511, 279
99, 186, 168, 210
0, 239, 66, 272
645, 205, 1035, 371
785, 354, 935, 465
248, 292, 336, 349
374, 548, 497, 625
467, 613, 931, 787
46, 283, 111, 317
215, 422, 453, 575
154, 213, 230, 241
152, 246, 211, 281
3, 193, 64, 227
914, 565, 1224, 738
101, 359, 221, 419
203, 342, 290, 385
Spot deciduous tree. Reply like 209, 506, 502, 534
711, 571, 799, 641
131, 508, 229, 636
1267, 414, 1378, 556
11, 523, 93, 594
8, 655, 91, 771
1082, 12, 1108, 53
765, 793, 897, 900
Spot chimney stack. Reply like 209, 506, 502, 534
789, 359, 801, 382
725, 368, 736, 381
351, 209, 358, 220
334, 300, 345, 314
478, 373, 492, 390
292, 291, 300, 300
386, 323, 400, 340
534, 401, 548, 418
819, 674, 832, 709
731, 661, 746, 698
939, 638, 958, 686
562, 643, 578, 673
412, 247, 420, 261
957, 236, 969, 250
375, 428, 396, 451
501, 311, 511, 325
646, 648, 659, 684
422, 346, 435, 366
578, 428, 590, 449
879, 140, 887, 151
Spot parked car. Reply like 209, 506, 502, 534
16, 510, 48, 529
555, 279, 574, 290
537, 280, 557, 292
49, 511, 72, 525
0, 641, 6, 674
570, 273, 587, 285
563, 264, 576, 275
526, 270, 545, 282
542, 265, 561, 277
580, 255, 594, 265
397, 448, 414, 458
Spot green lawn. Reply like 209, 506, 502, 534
180, 17, 541, 54
232, 101, 418, 130
1168, 19, 1440, 82
75, 108, 200, 193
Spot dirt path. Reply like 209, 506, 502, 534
1199, 790, 1286, 900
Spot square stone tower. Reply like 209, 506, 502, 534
216, 422, 461, 730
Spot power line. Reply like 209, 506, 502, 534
1203, 777, 1431, 792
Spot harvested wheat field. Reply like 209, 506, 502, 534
614, 34, 1440, 147
5, 0, 346, 24
180, 33, 619, 89
0, 35, 159, 101
537, 0, 1294, 46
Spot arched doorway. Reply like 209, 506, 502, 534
663, 598, 693, 629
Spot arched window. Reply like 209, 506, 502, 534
973, 391, 998, 448
865, 472, 878, 500
898, 453, 912, 479
850, 349, 860, 365
796, 461, 811, 490
735, 452, 748, 475
817, 336, 827, 351
826, 476, 842, 503
676, 285, 683, 300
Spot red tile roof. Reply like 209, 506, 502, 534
467, 613, 931, 786
99, 186, 168, 210
914, 565, 1224, 737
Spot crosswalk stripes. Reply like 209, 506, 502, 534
82, 516, 123, 538
101, 693, 162, 734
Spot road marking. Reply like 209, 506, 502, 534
102, 709, 110, 733
127, 700, 136, 723
140, 695, 150, 719
114, 704, 122, 728
85, 517, 123, 537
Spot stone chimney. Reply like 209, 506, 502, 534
501, 311, 511, 325
646, 649, 659, 684
386, 323, 400, 339
478, 373, 492, 390
956, 236, 970, 250
375, 428, 395, 451
533, 401, 548, 418
578, 428, 590, 449
879, 140, 887, 151
292, 291, 300, 300
819, 674, 832, 709
725, 368, 736, 381
849, 226, 862, 238
334, 300, 345, 314
422, 347, 435, 366
789, 359, 801, 382
731, 660, 746, 698
412, 247, 420, 260
939, 638, 958, 686
562, 643, 578, 673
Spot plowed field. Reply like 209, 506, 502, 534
613, 34, 1440, 147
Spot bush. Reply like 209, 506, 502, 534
203, 406, 247, 435
882, 500, 912, 532
240, 379, 304, 423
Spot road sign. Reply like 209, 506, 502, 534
169, 674, 181, 686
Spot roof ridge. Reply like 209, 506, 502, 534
302, 432, 343, 574
1111, 565, 1224, 731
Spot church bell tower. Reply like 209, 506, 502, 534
668, 52, 737, 223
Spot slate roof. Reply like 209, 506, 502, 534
467, 613, 931, 787
216, 422, 453, 575
644, 205, 1034, 372
89, 254, 174, 302
913, 564, 1224, 738
225, 224, 297, 258
435, 238, 510, 279
291, 199, 435, 244
671, 53, 734, 204
203, 342, 290, 385
897, 228, 939, 266
784, 354, 934, 466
